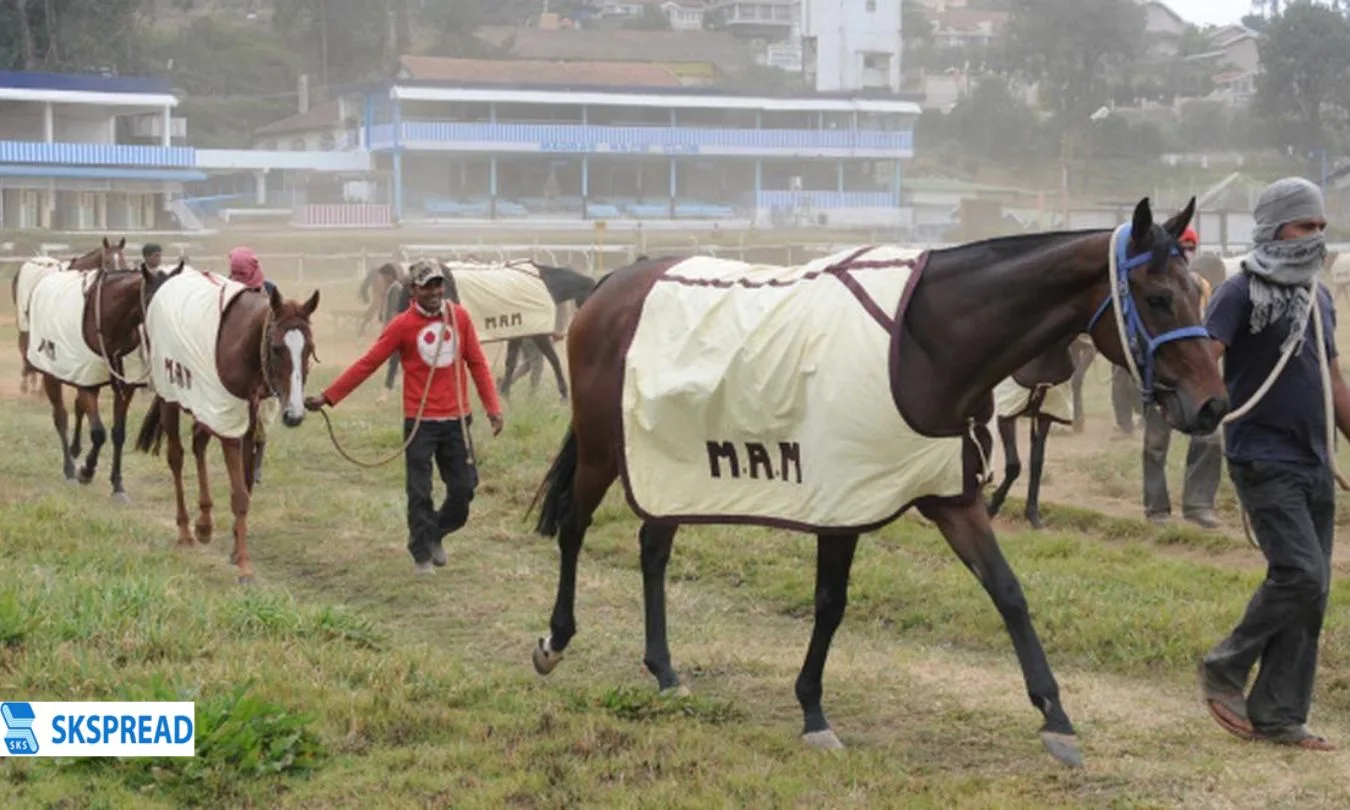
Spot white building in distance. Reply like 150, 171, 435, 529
801, 0, 903, 93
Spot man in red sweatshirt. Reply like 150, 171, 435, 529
305, 259, 504, 574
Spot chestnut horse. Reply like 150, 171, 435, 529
527, 198, 1229, 768
28, 260, 181, 500
12, 238, 128, 396
135, 269, 320, 584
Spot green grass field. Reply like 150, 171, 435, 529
4, 280, 1350, 808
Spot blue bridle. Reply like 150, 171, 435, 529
1085, 223, 1210, 404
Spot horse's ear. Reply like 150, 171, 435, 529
1130, 198, 1154, 247
268, 283, 283, 313
167, 260, 185, 279
1162, 196, 1197, 240
302, 289, 320, 316
117, 237, 126, 249
102, 237, 111, 249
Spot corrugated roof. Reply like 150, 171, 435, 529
398, 55, 683, 88
474, 26, 755, 73
254, 99, 343, 136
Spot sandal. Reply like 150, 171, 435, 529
1259, 727, 1337, 751
1198, 662, 1256, 741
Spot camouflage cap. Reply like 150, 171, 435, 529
408, 259, 445, 287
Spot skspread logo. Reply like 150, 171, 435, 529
1, 702, 195, 757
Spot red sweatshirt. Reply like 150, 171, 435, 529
323, 302, 501, 419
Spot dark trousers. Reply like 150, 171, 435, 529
384, 352, 401, 390
1112, 366, 1141, 433
404, 418, 478, 563
1142, 405, 1222, 518
1204, 460, 1335, 734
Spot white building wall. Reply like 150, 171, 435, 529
0, 103, 45, 140
802, 0, 903, 93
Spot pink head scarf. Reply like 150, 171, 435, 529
228, 247, 264, 289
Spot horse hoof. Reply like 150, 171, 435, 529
1027, 514, 1045, 530
660, 684, 692, 699
802, 730, 845, 751
111, 491, 131, 506
532, 637, 563, 675
1040, 731, 1084, 768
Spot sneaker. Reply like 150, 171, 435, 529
430, 542, 448, 567
413, 561, 435, 575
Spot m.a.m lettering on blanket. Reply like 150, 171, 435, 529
483, 312, 523, 330
706, 440, 803, 483
163, 358, 193, 390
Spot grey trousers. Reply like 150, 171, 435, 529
1203, 460, 1335, 734
1142, 405, 1222, 518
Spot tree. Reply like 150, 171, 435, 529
1256, 1, 1350, 150
271, 0, 392, 90
944, 76, 1047, 165
624, 5, 672, 30
1004, 0, 1145, 130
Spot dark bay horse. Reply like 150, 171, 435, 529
986, 337, 1084, 529
12, 238, 128, 396
527, 198, 1228, 768
440, 260, 596, 401
135, 271, 320, 584
29, 261, 180, 500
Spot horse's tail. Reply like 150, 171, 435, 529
134, 396, 165, 456
527, 426, 578, 538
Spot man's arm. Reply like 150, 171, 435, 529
456, 306, 504, 434
308, 319, 403, 409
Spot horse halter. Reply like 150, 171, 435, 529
257, 309, 314, 403
1085, 222, 1210, 404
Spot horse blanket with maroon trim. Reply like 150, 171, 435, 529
145, 268, 253, 439
620, 246, 968, 532
15, 256, 66, 332
26, 269, 149, 387
993, 378, 1075, 425
436, 261, 557, 344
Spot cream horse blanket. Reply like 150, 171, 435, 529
15, 256, 66, 332
620, 247, 970, 532
25, 270, 148, 387
993, 378, 1074, 425
145, 269, 253, 439
419, 260, 557, 344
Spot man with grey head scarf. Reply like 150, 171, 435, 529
1199, 177, 1350, 752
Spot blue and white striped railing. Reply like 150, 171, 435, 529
757, 190, 898, 209
370, 122, 912, 154
0, 140, 196, 167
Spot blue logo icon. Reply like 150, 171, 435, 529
3, 702, 38, 755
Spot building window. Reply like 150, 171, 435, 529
289, 137, 306, 151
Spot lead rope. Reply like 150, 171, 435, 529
92, 268, 153, 386
1227, 290, 1348, 549
317, 302, 457, 468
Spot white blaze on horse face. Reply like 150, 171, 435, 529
282, 328, 306, 421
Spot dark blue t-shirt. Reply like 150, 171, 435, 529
1205, 273, 1337, 466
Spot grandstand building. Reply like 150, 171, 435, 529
0, 70, 368, 233
329, 55, 920, 228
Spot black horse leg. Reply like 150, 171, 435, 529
1025, 415, 1052, 529
42, 375, 76, 481
533, 457, 617, 674
639, 522, 683, 693
499, 340, 520, 399
536, 335, 569, 402
986, 416, 1021, 518
918, 496, 1081, 768
70, 387, 85, 458
77, 388, 107, 485
109, 383, 134, 502
795, 533, 859, 750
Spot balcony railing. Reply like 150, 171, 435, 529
0, 140, 196, 167
369, 121, 912, 156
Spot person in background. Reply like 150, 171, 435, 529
227, 245, 279, 485
1141, 226, 1221, 529
305, 260, 504, 575
141, 243, 163, 273
1200, 177, 1350, 752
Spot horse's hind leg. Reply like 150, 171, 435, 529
638, 522, 684, 694
986, 416, 1020, 518
70, 388, 85, 459
76, 388, 107, 486
918, 495, 1081, 768
162, 403, 194, 547
498, 340, 520, 399
42, 375, 76, 482
191, 426, 214, 544
533, 446, 618, 675
1024, 415, 1052, 529
108, 384, 134, 503
220, 437, 255, 585
536, 336, 568, 402
795, 532, 859, 751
